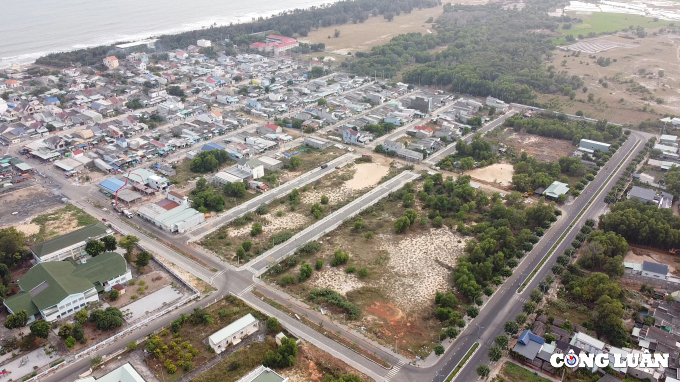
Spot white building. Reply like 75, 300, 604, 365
76, 363, 145, 382
236, 158, 265, 179
208, 313, 259, 354
4, 253, 131, 323
147, 174, 169, 191
137, 191, 205, 233
485, 96, 508, 112
641, 261, 669, 279
197, 39, 212, 47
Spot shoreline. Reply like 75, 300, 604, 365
0, 0, 338, 69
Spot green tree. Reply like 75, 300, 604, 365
58, 324, 73, 339
477, 364, 490, 377
119, 235, 140, 259
318, 98, 327, 106
224, 182, 247, 197
530, 289, 543, 304
310, 203, 324, 219
488, 345, 503, 362
109, 289, 120, 301
266, 317, 281, 331
74, 309, 89, 325
434, 345, 445, 356
495, 335, 509, 349
100, 235, 117, 251
288, 156, 302, 170
30, 320, 50, 339
504, 320, 519, 336
460, 157, 475, 171
394, 216, 410, 233
126, 341, 138, 351
515, 313, 527, 325
135, 251, 152, 268
263, 337, 298, 367
85, 240, 105, 257
5, 310, 29, 328
466, 305, 479, 318
236, 247, 246, 260
523, 301, 537, 314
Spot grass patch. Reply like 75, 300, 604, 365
31, 205, 98, 242
554, 12, 673, 44
192, 339, 277, 382
446, 342, 478, 381
501, 362, 551, 382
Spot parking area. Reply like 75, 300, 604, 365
121, 285, 183, 323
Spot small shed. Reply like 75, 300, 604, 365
208, 313, 259, 354
112, 284, 126, 295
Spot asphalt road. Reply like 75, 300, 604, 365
247, 171, 420, 274
395, 132, 647, 382
186, 152, 357, 241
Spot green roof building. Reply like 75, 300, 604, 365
544, 181, 570, 200
4, 252, 131, 322
237, 366, 288, 382
31, 222, 110, 263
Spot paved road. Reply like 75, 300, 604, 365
423, 110, 517, 165
246, 171, 420, 274
186, 153, 357, 241
396, 132, 647, 382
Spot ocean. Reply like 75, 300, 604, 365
0, 0, 334, 68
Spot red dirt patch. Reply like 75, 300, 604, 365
366, 302, 404, 326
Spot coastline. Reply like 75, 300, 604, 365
0, 0, 338, 69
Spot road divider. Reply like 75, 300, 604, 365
446, 342, 479, 381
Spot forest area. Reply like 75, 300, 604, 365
34, 0, 439, 68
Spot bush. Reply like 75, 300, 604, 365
109, 289, 119, 301
242, 241, 253, 252
358, 268, 368, 278
331, 250, 349, 266
266, 317, 281, 331
251, 222, 263, 236
126, 341, 138, 351
279, 275, 296, 286
65, 336, 76, 348
320, 195, 329, 205
315, 259, 324, 270
346, 266, 356, 273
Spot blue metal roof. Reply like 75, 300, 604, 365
99, 178, 127, 193
518, 330, 545, 346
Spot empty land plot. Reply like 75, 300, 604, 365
265, 180, 468, 358
0, 184, 64, 228
29, 204, 99, 243
624, 245, 680, 275
200, 162, 390, 264
492, 128, 576, 162
278, 147, 346, 183
466, 163, 514, 187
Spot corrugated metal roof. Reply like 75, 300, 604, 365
209, 313, 258, 344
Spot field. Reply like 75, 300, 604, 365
300, 5, 447, 57
624, 245, 680, 275
500, 362, 551, 382
542, 13, 680, 124
0, 184, 66, 229
264, 179, 468, 358
489, 128, 577, 162
554, 12, 675, 44
200, 160, 392, 265
466, 163, 514, 187
28, 205, 98, 243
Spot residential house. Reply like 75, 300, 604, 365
342, 128, 370, 145
383, 139, 404, 153
258, 156, 283, 171
512, 329, 545, 361
208, 313, 259, 354
103, 56, 119, 70
544, 181, 570, 200
136, 191, 205, 233
236, 158, 264, 179
3, 252, 132, 323
628, 186, 658, 205
257, 124, 282, 135
485, 96, 509, 112
396, 148, 424, 162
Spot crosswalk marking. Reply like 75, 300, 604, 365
385, 360, 405, 380
238, 284, 255, 297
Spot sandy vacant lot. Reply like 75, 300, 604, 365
498, 128, 577, 162
624, 245, 680, 275
15, 223, 40, 236
345, 162, 390, 190
466, 163, 514, 187
544, 30, 680, 124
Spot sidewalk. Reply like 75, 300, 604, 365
0, 347, 53, 379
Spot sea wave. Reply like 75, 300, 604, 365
0, 0, 335, 69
